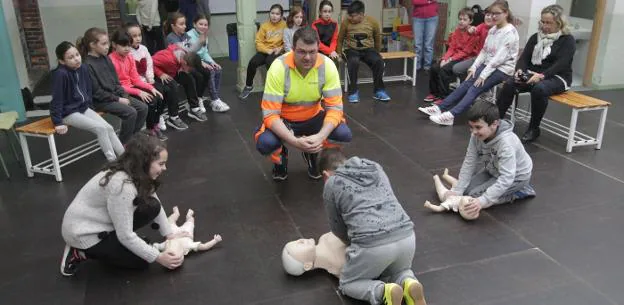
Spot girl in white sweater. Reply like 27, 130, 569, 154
419, 0, 519, 126
283, 6, 305, 52
60, 133, 185, 276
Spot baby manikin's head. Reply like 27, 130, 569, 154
282, 238, 316, 276
458, 197, 480, 220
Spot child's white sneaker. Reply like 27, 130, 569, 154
198, 97, 207, 113
430, 111, 454, 126
418, 105, 441, 116
210, 99, 230, 113
158, 115, 167, 131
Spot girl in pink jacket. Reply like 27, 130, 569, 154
109, 28, 167, 140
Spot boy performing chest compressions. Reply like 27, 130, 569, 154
318, 148, 426, 305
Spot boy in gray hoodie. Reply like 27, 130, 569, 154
319, 148, 426, 305
446, 101, 536, 220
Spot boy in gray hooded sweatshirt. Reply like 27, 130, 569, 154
446, 101, 536, 220
319, 148, 426, 305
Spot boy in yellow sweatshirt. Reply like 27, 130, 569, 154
239, 4, 287, 100
337, 0, 390, 103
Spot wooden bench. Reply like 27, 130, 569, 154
343, 51, 417, 93
509, 91, 610, 152
16, 115, 106, 182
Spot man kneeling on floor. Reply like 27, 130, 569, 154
319, 148, 426, 305
443, 101, 536, 220
254, 27, 352, 181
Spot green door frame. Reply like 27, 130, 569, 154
0, 3, 26, 121
443, 0, 468, 38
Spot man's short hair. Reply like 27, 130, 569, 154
319, 148, 347, 172
467, 101, 500, 125
458, 7, 474, 20
292, 26, 320, 48
348, 0, 365, 15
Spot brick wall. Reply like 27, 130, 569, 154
103, 0, 122, 33
15, 0, 49, 70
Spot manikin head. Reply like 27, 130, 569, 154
459, 197, 480, 220
467, 101, 500, 142
282, 238, 316, 276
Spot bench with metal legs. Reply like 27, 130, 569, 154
343, 51, 418, 93
508, 91, 610, 153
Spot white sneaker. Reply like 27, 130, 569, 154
210, 99, 230, 113
418, 105, 441, 116
198, 98, 207, 113
430, 111, 455, 126
158, 115, 167, 131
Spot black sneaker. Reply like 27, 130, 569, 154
151, 128, 168, 141
60, 244, 85, 276
272, 146, 288, 181
188, 108, 208, 122
238, 86, 253, 100
166, 116, 189, 130
302, 152, 322, 180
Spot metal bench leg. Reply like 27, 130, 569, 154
18, 133, 34, 177
7, 128, 20, 162
566, 108, 579, 153
595, 107, 608, 150
412, 56, 417, 86
344, 62, 349, 93
510, 92, 517, 125
403, 57, 408, 82
0, 150, 8, 179
47, 134, 63, 182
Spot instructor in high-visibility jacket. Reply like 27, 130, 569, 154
254, 27, 352, 182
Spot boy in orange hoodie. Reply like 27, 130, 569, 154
425, 8, 480, 104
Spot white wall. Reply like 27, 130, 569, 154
3, 0, 29, 88
592, 0, 624, 86
38, 0, 107, 68
208, 12, 269, 58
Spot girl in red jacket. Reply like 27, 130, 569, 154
152, 41, 207, 123
109, 29, 167, 140
311, 0, 339, 60
425, 8, 480, 103
127, 23, 189, 131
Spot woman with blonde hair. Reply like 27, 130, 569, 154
496, 4, 575, 143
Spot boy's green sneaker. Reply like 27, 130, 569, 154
383, 283, 403, 305
403, 278, 427, 305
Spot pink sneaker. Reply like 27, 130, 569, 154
423, 94, 437, 102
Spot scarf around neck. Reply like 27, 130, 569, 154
531, 30, 562, 65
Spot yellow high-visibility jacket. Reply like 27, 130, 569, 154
261, 51, 344, 129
